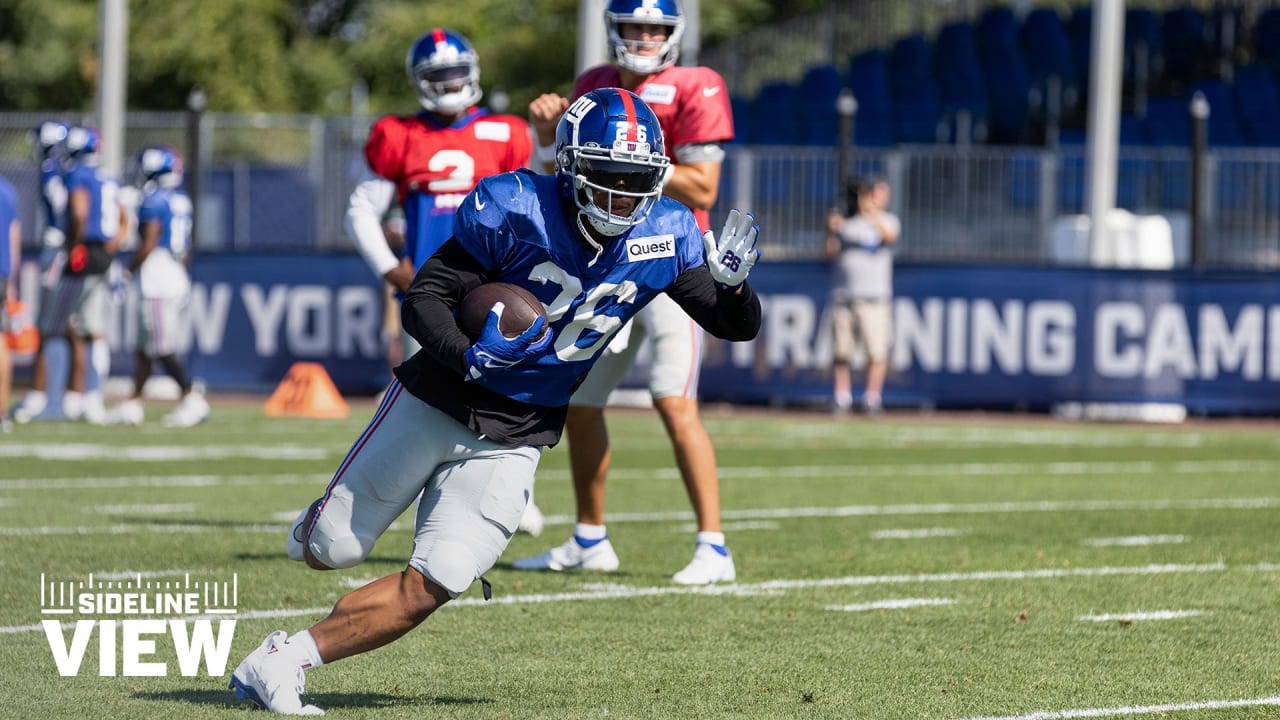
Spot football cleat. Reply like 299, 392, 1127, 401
516, 501, 545, 537
163, 392, 209, 428
12, 392, 48, 424
229, 631, 324, 716
512, 535, 619, 572
107, 399, 145, 426
671, 542, 736, 585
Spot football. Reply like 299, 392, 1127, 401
457, 282, 548, 342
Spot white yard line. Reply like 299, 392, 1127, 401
1076, 610, 1207, 622
674, 520, 781, 532
0, 443, 328, 461
871, 528, 969, 539
955, 695, 1280, 720
826, 598, 956, 612
84, 503, 197, 515
3, 497, 1277, 536
2, 561, 1268, 634
1082, 535, 1187, 547
0, 474, 329, 490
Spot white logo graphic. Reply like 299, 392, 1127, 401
40, 573, 238, 677
639, 83, 676, 105
625, 234, 676, 263
474, 193, 486, 211
702, 86, 721, 98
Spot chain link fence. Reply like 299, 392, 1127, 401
2, 111, 1278, 268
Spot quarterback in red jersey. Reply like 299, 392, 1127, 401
516, 0, 740, 585
345, 28, 532, 353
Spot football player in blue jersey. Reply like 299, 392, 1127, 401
108, 145, 208, 428
230, 88, 760, 716
60, 126, 127, 424
12, 120, 73, 423
0, 174, 19, 432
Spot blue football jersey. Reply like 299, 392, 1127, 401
63, 163, 121, 244
137, 187, 193, 262
0, 175, 17, 279
450, 171, 705, 405
39, 159, 68, 244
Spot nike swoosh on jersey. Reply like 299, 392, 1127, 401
702, 86, 721, 97
475, 193, 486, 210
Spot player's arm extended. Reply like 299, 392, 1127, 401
401, 238, 496, 374
345, 171, 414, 292
666, 266, 761, 342
663, 145, 724, 211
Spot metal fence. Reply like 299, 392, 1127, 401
2, 112, 1279, 269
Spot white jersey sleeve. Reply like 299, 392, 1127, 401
344, 169, 399, 278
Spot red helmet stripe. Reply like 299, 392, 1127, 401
616, 90, 639, 142
431, 28, 446, 45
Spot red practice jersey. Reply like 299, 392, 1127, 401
365, 108, 532, 268
574, 64, 733, 231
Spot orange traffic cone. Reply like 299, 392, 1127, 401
264, 362, 350, 419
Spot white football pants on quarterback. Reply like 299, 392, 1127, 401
571, 292, 702, 407
300, 379, 540, 597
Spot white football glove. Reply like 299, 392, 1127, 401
702, 209, 760, 291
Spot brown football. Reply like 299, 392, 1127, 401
457, 282, 548, 342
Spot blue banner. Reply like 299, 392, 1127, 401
13, 255, 1280, 414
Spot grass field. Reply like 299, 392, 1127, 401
1, 400, 1278, 719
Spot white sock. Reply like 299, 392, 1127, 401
284, 630, 324, 670
574, 523, 607, 541
86, 337, 110, 393
62, 391, 83, 419
696, 531, 726, 548
834, 391, 853, 409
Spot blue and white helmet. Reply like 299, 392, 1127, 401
605, 0, 686, 74
405, 28, 482, 114
63, 125, 101, 165
134, 145, 184, 189
556, 88, 670, 242
28, 120, 70, 163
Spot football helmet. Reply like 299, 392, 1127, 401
605, 0, 686, 74
63, 125, 100, 164
28, 120, 69, 163
134, 145, 184, 189
405, 28, 482, 114
555, 88, 670, 246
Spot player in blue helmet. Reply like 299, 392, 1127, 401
57, 125, 126, 424
107, 145, 207, 428
230, 88, 761, 715
10, 121, 73, 424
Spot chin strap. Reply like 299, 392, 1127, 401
576, 212, 605, 267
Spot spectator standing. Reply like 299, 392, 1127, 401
825, 176, 900, 415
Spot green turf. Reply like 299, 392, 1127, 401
1, 402, 1278, 719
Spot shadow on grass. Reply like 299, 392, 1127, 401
133, 689, 492, 710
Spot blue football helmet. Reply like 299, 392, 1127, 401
134, 145, 184, 189
556, 88, 670, 243
605, 0, 686, 73
63, 125, 100, 164
28, 120, 70, 163
405, 28, 482, 114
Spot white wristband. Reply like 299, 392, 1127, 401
532, 141, 557, 170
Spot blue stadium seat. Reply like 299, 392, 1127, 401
849, 50, 894, 146
977, 7, 1019, 66
1068, 7, 1093, 90
890, 35, 932, 101
799, 64, 844, 146
1023, 8, 1076, 91
1162, 7, 1205, 84
983, 55, 1031, 144
1120, 112, 1147, 145
752, 82, 800, 145
1233, 64, 1280, 146
935, 22, 988, 122
1257, 8, 1280, 66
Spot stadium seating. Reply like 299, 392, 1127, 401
732, 4, 1280, 150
